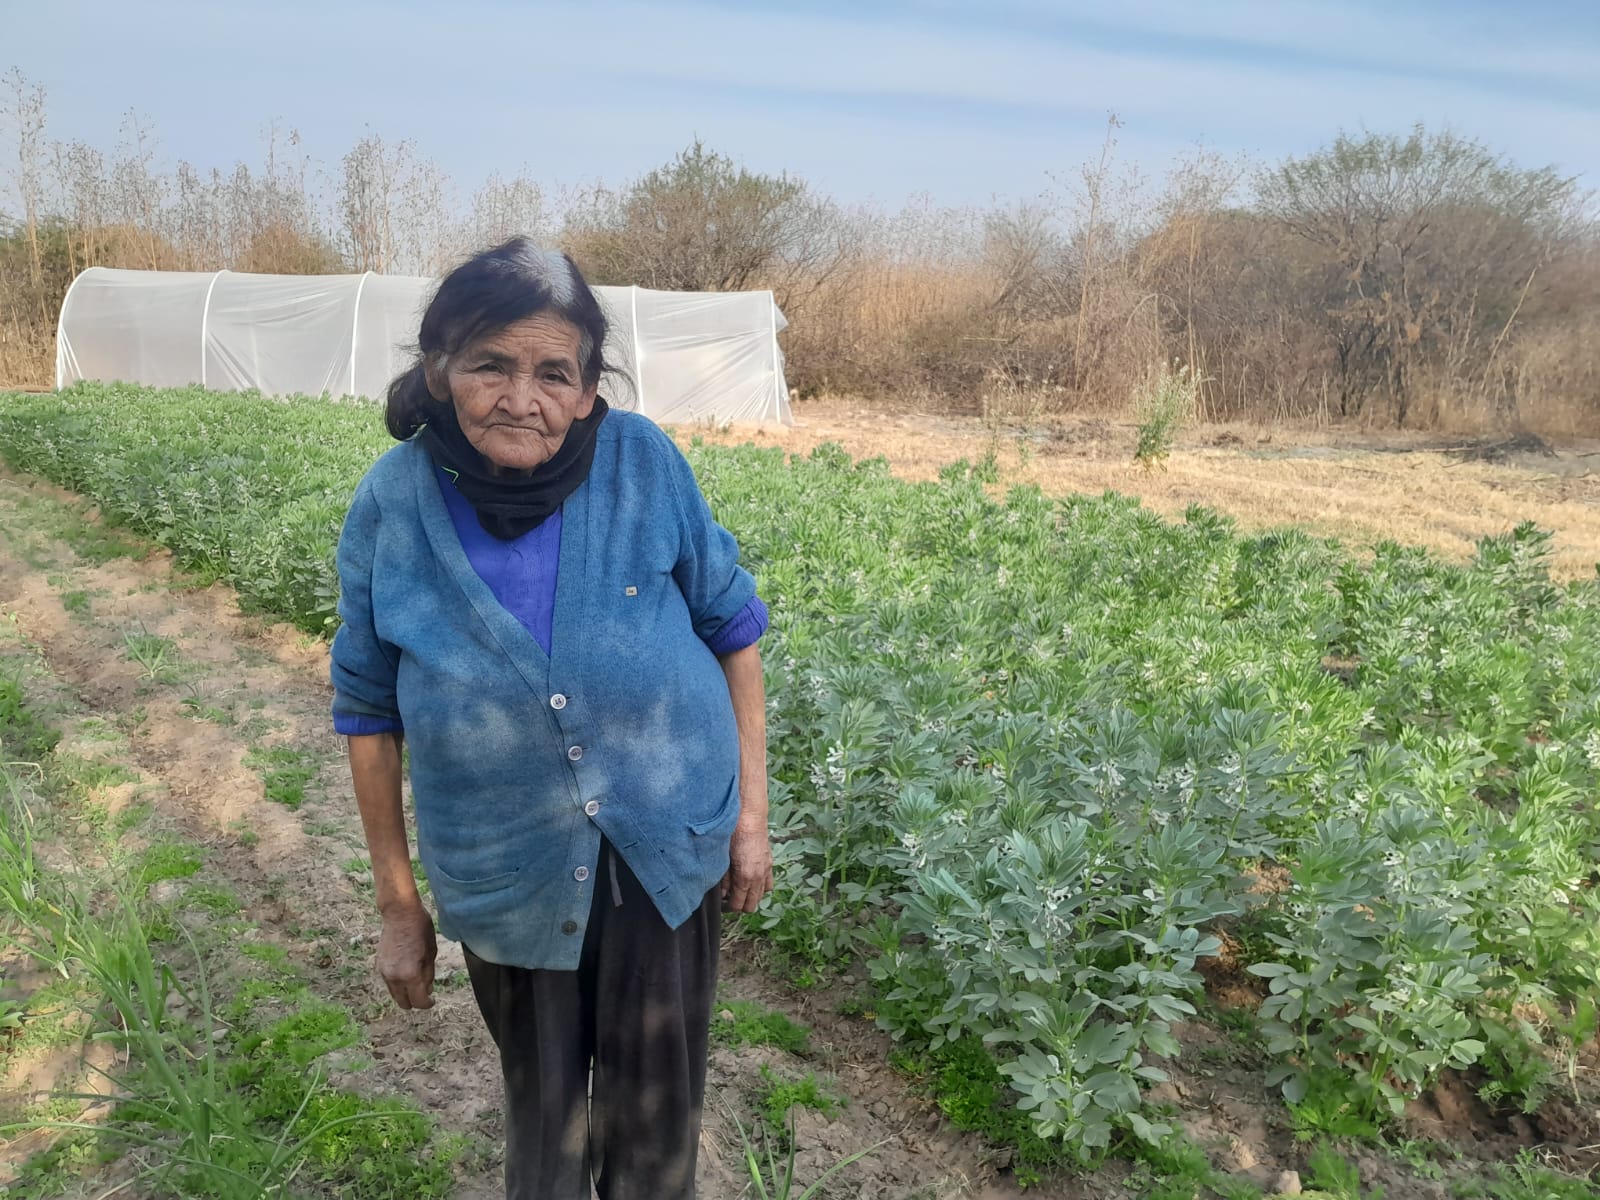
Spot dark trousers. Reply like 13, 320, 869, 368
464, 844, 720, 1200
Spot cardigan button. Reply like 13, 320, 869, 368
551, 694, 568, 710
574, 865, 590, 882
561, 920, 578, 934
567, 745, 584, 762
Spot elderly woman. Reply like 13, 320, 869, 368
330, 239, 773, 1200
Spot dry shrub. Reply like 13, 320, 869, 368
1507, 319, 1600, 438
0, 321, 52, 388
782, 260, 991, 405
237, 221, 345, 276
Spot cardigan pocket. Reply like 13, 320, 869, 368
687, 778, 740, 838
427, 861, 522, 889
422, 859, 525, 944
687, 777, 740, 886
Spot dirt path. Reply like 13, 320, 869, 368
0, 469, 1026, 1200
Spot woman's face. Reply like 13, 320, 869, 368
430, 312, 598, 474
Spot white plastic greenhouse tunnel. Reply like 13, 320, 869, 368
54, 267, 794, 425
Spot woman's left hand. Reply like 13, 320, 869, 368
722, 817, 773, 914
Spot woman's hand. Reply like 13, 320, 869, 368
378, 900, 438, 1010
722, 816, 773, 914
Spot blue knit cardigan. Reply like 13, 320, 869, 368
330, 411, 758, 969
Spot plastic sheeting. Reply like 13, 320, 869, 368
56, 267, 793, 425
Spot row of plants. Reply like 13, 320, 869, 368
715, 443, 1599, 1156
0, 655, 465, 1196
1, 383, 1597, 1173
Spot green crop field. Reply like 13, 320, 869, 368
2, 382, 1598, 1191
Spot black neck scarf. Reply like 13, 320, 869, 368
419, 397, 609, 540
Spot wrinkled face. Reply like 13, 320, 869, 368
427, 313, 597, 474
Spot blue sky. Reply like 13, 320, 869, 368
7, 0, 1600, 211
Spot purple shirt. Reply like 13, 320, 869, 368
438, 465, 564, 656
332, 465, 767, 736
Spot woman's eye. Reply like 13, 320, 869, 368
475, 363, 503, 374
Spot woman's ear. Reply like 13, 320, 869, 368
423, 356, 451, 403
576, 380, 599, 420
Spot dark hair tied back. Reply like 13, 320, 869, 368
384, 239, 616, 441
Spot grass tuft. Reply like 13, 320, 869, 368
714, 999, 812, 1055
244, 746, 319, 810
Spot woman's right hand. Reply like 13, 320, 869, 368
378, 901, 438, 1010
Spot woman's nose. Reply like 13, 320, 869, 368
496, 372, 540, 416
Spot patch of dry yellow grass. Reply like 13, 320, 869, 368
673, 401, 1600, 582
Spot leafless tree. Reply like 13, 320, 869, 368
1256, 126, 1580, 425
2, 67, 47, 299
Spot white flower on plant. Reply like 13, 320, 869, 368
825, 744, 847, 786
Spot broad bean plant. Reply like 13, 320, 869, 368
1, 384, 1596, 1161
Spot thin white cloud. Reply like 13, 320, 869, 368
521, 1, 1579, 122
7, 0, 1598, 212
509, 0, 1600, 176
903, 0, 1600, 91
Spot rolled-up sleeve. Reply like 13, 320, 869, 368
330, 479, 404, 734
704, 595, 769, 657
663, 441, 761, 647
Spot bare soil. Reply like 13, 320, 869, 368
679, 400, 1600, 581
